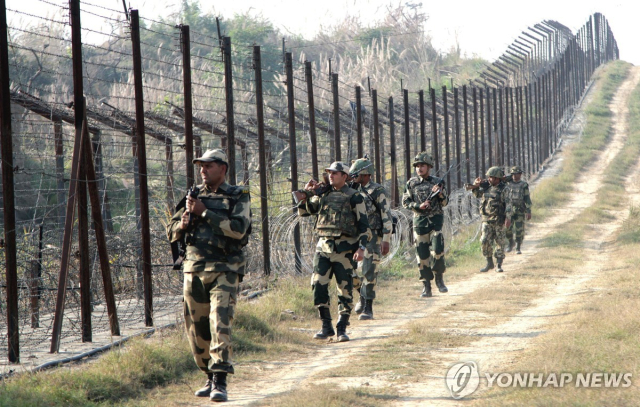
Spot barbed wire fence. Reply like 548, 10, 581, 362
0, 0, 618, 366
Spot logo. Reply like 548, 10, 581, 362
446, 361, 480, 399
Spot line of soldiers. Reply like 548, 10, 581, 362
166, 149, 531, 403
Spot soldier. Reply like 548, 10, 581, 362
504, 166, 532, 254
348, 157, 393, 320
296, 162, 370, 342
166, 149, 251, 402
468, 166, 511, 272
402, 152, 449, 298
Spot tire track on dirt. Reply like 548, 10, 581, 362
390, 65, 640, 405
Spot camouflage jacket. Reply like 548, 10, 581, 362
298, 184, 371, 254
402, 175, 449, 230
353, 180, 393, 244
472, 181, 511, 224
167, 182, 251, 271
505, 179, 532, 215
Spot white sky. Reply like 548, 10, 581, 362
7, 0, 640, 65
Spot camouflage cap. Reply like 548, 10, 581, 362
413, 152, 434, 167
349, 158, 374, 175
325, 161, 349, 174
486, 166, 505, 178
510, 166, 523, 174
193, 149, 228, 166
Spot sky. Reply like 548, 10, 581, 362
6, 0, 640, 65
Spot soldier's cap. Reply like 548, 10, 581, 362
325, 161, 349, 174
510, 166, 523, 174
193, 149, 229, 166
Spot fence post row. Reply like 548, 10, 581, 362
0, 9, 620, 359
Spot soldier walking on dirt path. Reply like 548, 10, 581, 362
504, 166, 532, 254
166, 149, 252, 403
467, 166, 512, 273
402, 152, 449, 298
296, 162, 371, 342
348, 157, 392, 321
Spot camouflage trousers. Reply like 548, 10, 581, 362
312, 250, 356, 315
360, 233, 381, 300
183, 261, 244, 375
481, 222, 506, 261
505, 212, 526, 243
414, 228, 446, 282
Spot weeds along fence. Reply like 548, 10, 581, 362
0, 0, 618, 364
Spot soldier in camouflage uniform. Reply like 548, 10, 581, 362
167, 149, 251, 402
348, 157, 393, 320
469, 166, 512, 272
402, 152, 449, 298
504, 166, 532, 254
297, 162, 370, 342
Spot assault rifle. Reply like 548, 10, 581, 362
464, 173, 512, 191
292, 172, 331, 204
170, 186, 200, 270
422, 163, 457, 206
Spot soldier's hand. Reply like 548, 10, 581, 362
505, 218, 512, 228
380, 241, 390, 256
179, 211, 190, 230
419, 200, 431, 210
353, 248, 365, 262
186, 195, 206, 216
474, 177, 482, 186
526, 213, 531, 221
304, 179, 318, 191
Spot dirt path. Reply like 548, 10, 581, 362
215, 66, 640, 406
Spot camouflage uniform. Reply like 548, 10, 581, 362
402, 152, 449, 297
166, 149, 251, 400
504, 167, 532, 252
298, 162, 370, 341
355, 180, 392, 301
472, 167, 511, 271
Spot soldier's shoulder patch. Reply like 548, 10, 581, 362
229, 185, 250, 194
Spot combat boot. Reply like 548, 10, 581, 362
435, 272, 448, 293
496, 260, 504, 273
359, 299, 373, 320
210, 372, 228, 402
421, 280, 432, 298
516, 241, 522, 254
194, 373, 213, 397
479, 257, 494, 272
505, 239, 514, 253
336, 314, 350, 342
354, 294, 365, 315
313, 307, 335, 339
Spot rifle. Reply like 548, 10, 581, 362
292, 172, 331, 204
464, 173, 512, 191
170, 186, 200, 270
422, 163, 456, 206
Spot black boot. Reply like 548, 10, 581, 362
421, 280, 432, 298
479, 257, 494, 272
505, 239, 514, 253
359, 299, 373, 320
194, 373, 213, 397
354, 294, 365, 315
313, 307, 335, 339
496, 259, 504, 273
210, 372, 228, 402
336, 314, 350, 342
435, 272, 448, 293
516, 241, 522, 254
